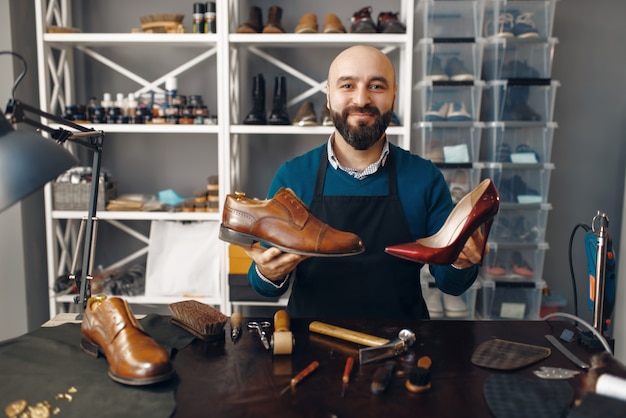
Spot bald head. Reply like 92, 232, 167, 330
328, 45, 396, 90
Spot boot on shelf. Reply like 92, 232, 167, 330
267, 75, 290, 125
237, 6, 263, 33
295, 13, 318, 33
263, 6, 285, 33
243, 74, 266, 125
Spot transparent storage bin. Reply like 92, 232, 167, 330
483, 0, 557, 39
480, 79, 559, 122
480, 121, 557, 163
413, 121, 483, 163
439, 165, 482, 204
415, 38, 485, 82
420, 270, 480, 319
415, 80, 485, 122
491, 202, 552, 244
476, 277, 546, 320
416, 0, 485, 39
481, 242, 549, 281
482, 37, 558, 80
478, 161, 554, 204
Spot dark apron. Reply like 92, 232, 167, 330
287, 146, 428, 319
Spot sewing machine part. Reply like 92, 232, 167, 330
533, 366, 581, 380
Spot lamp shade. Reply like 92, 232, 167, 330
0, 112, 78, 212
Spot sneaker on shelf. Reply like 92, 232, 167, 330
377, 11, 406, 33
445, 57, 474, 82
503, 102, 542, 121
486, 12, 515, 38
425, 288, 444, 319
424, 102, 449, 121
350, 6, 377, 33
426, 56, 449, 82
443, 294, 469, 318
446, 101, 472, 121
514, 12, 540, 38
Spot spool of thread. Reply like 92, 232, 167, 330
272, 309, 294, 355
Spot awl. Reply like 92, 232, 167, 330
280, 361, 320, 396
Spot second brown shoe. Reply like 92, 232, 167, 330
323, 13, 346, 33
219, 187, 365, 257
81, 295, 175, 385
295, 13, 318, 33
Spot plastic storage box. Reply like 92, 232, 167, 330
482, 37, 558, 80
415, 0, 485, 40
415, 38, 485, 82
490, 203, 552, 244
483, 0, 557, 39
439, 166, 482, 204
413, 121, 483, 163
480, 79, 559, 122
415, 80, 486, 122
476, 277, 546, 320
478, 161, 554, 204
481, 241, 549, 281
480, 122, 556, 163
420, 269, 480, 319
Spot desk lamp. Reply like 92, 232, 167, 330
1, 51, 104, 319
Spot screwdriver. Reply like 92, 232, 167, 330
341, 356, 355, 397
280, 361, 320, 396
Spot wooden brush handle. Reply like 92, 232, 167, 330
274, 309, 290, 333
309, 321, 390, 347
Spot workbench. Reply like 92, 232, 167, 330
0, 316, 607, 417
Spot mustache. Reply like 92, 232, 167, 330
342, 105, 381, 117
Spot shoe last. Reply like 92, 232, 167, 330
350, 6, 377, 33
323, 13, 346, 33
295, 13, 318, 33
219, 187, 365, 256
80, 295, 174, 385
377, 11, 405, 33
293, 101, 318, 126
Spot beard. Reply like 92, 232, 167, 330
330, 104, 393, 151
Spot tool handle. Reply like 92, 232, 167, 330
342, 357, 355, 384
274, 309, 290, 333
291, 361, 320, 387
230, 312, 242, 328
309, 321, 390, 347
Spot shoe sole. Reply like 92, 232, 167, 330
219, 225, 365, 257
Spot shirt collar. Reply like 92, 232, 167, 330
327, 133, 389, 180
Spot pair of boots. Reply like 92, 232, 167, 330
243, 74, 290, 125
237, 5, 284, 33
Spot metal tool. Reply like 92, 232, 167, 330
230, 312, 242, 343
341, 356, 355, 397
545, 334, 590, 369
280, 361, 320, 396
248, 321, 271, 350
533, 366, 581, 380
359, 329, 416, 365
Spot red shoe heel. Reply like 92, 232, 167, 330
385, 179, 500, 265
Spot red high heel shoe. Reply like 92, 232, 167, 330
385, 179, 500, 265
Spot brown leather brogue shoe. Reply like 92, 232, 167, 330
81, 295, 175, 385
219, 188, 365, 257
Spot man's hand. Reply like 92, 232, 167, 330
452, 228, 488, 269
242, 244, 309, 282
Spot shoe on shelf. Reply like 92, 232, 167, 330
243, 74, 266, 125
267, 75, 290, 125
295, 13, 318, 33
350, 6, 377, 33
323, 13, 346, 33
513, 12, 539, 38
293, 101, 318, 126
424, 102, 449, 121
427, 56, 449, 82
321, 103, 334, 126
237, 6, 263, 33
377, 11, 405, 33
486, 12, 515, 38
443, 293, 469, 318
512, 251, 534, 277
425, 288, 444, 318
445, 57, 474, 82
263, 5, 285, 33
446, 101, 472, 121
81, 295, 175, 385
385, 178, 500, 265
219, 187, 365, 257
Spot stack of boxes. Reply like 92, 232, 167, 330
477, 0, 558, 319
414, 0, 558, 320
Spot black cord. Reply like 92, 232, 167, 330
568, 223, 590, 318
0, 51, 27, 100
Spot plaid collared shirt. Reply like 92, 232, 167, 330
327, 135, 389, 180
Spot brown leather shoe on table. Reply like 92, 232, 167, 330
219, 187, 365, 257
323, 13, 346, 33
81, 295, 175, 385
295, 13, 318, 33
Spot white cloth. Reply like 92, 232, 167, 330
596, 374, 626, 402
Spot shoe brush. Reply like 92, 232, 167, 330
169, 300, 228, 342
405, 356, 432, 393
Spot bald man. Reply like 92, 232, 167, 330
243, 45, 483, 319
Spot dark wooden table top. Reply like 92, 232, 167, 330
172, 319, 598, 418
